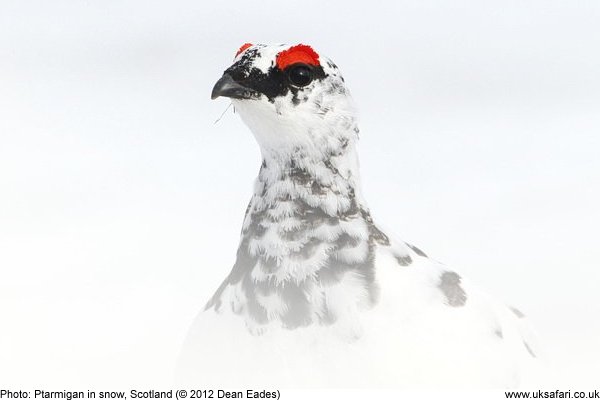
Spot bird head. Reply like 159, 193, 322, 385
211, 43, 358, 158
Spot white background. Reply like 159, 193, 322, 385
1, 0, 599, 389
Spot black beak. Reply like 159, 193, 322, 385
211, 74, 260, 100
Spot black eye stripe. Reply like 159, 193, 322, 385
224, 57, 326, 103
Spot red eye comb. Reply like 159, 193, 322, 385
235, 43, 253, 57
276, 44, 320, 70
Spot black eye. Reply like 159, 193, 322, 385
287, 64, 313, 87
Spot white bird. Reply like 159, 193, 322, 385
177, 43, 542, 389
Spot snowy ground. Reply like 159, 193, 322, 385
1, 0, 598, 390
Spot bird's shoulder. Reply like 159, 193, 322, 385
373, 236, 543, 369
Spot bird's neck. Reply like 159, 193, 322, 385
252, 141, 365, 214
240, 143, 385, 283
206, 141, 391, 331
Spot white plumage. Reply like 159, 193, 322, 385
177, 43, 542, 388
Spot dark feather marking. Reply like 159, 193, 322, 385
340, 137, 349, 150
204, 238, 257, 312
300, 202, 330, 224
323, 159, 339, 174
292, 237, 321, 259
395, 254, 413, 266
406, 243, 428, 257
360, 209, 390, 246
259, 255, 278, 272
316, 263, 347, 286
244, 199, 253, 218
438, 271, 467, 307
510, 306, 526, 318
311, 181, 327, 195
279, 283, 313, 329
280, 226, 303, 241
370, 225, 389, 246
243, 285, 268, 325
289, 165, 312, 186
250, 222, 267, 238
254, 278, 276, 296
494, 328, 504, 339
335, 233, 360, 249
523, 341, 537, 358
339, 190, 360, 220
325, 81, 346, 95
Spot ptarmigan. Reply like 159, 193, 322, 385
177, 43, 542, 389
